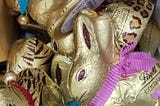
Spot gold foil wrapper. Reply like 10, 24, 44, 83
50, 33, 75, 55
7, 38, 53, 74
68, 9, 119, 105
104, 63, 160, 106
5, 0, 19, 12
47, 0, 81, 37
51, 54, 73, 103
138, 18, 160, 56
28, 0, 65, 27
0, 84, 28, 106
102, 0, 154, 49
17, 68, 63, 106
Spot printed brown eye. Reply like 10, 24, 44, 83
83, 23, 91, 50
53, 41, 58, 51
77, 69, 86, 82
56, 64, 62, 85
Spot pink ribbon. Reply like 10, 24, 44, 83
151, 88, 160, 99
89, 42, 157, 106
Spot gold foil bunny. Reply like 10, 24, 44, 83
67, 0, 154, 104
67, 8, 119, 105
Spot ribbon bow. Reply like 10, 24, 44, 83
89, 41, 157, 106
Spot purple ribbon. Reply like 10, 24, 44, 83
89, 42, 157, 106
151, 88, 160, 99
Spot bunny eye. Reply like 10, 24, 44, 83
77, 69, 86, 82
53, 41, 58, 52
56, 64, 62, 85
83, 23, 91, 50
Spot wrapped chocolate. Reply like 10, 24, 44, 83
0, 83, 29, 106
46, 0, 81, 37
51, 54, 73, 103
138, 18, 160, 56
28, 0, 65, 27
67, 8, 119, 105
50, 33, 75, 55
67, 1, 155, 104
5, 0, 19, 12
104, 63, 160, 106
102, 0, 154, 49
7, 38, 53, 74
17, 68, 63, 106
47, 0, 105, 37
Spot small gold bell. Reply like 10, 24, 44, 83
17, 14, 29, 25
3, 71, 17, 85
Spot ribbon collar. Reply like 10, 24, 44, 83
18, 0, 29, 15
89, 41, 157, 106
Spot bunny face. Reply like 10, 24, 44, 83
51, 54, 73, 103
67, 9, 119, 105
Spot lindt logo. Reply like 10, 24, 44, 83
139, 66, 157, 84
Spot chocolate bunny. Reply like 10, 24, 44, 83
67, 0, 154, 104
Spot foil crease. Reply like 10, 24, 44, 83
104, 63, 160, 106
0, 84, 29, 106
5, 0, 19, 12
51, 54, 73, 104
46, 0, 81, 37
7, 38, 53, 74
28, 0, 65, 27
50, 33, 75, 55
17, 68, 63, 106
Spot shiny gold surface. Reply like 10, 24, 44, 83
47, 0, 81, 37
67, 9, 119, 105
3, 71, 17, 85
17, 15, 30, 25
51, 54, 73, 103
0, 85, 28, 106
104, 63, 160, 106
28, 0, 65, 27
17, 68, 63, 106
7, 38, 53, 74
50, 32, 75, 55
139, 18, 160, 56
5, 0, 19, 11
102, 0, 154, 49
